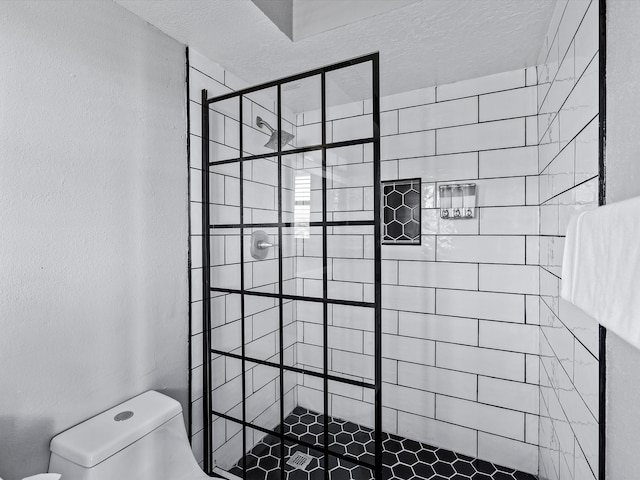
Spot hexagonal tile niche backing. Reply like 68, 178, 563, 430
382, 179, 421, 245
228, 407, 537, 480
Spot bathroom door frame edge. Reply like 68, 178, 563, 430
598, 0, 607, 479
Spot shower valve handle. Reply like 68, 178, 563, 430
257, 241, 273, 250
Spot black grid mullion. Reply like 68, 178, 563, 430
208, 137, 375, 166
209, 286, 376, 309
206, 53, 377, 104
211, 348, 375, 390
320, 70, 330, 480
200, 88, 213, 473
211, 219, 375, 230
276, 83, 286, 480
372, 53, 383, 480
238, 94, 247, 480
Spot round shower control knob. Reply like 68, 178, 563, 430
250, 230, 274, 260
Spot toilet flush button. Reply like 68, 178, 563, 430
114, 411, 134, 422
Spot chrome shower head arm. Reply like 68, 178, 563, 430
256, 116, 275, 134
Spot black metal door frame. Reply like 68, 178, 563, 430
201, 52, 382, 479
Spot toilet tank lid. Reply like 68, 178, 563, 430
50, 390, 182, 468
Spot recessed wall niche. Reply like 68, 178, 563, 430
382, 178, 421, 245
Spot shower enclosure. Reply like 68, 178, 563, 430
201, 54, 383, 479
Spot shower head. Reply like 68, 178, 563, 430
256, 116, 295, 150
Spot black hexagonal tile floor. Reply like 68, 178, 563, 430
228, 407, 538, 480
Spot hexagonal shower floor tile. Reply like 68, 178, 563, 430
228, 407, 537, 480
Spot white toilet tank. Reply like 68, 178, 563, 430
48, 391, 207, 480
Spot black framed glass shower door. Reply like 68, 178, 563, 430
201, 53, 382, 479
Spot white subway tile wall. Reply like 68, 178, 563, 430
536, 1, 599, 480
294, 64, 544, 474
188, 3, 600, 473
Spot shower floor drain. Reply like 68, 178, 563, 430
286, 451, 313, 471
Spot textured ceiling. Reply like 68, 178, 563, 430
114, 0, 556, 97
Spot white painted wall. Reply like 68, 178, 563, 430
605, 1, 640, 479
0, 1, 188, 478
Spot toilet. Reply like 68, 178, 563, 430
48, 391, 209, 480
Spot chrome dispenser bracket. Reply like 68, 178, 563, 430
439, 183, 476, 219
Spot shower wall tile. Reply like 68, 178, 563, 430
479, 206, 539, 235
398, 361, 478, 401
574, 1, 598, 78
398, 96, 478, 133
479, 320, 539, 355
397, 411, 478, 458
436, 235, 525, 264
382, 383, 436, 419
380, 86, 435, 111
397, 152, 478, 182
331, 114, 372, 142
435, 395, 524, 440
478, 146, 538, 178
436, 343, 525, 382
478, 264, 539, 295
472, 177, 526, 206
397, 312, 478, 346
380, 110, 398, 136
435, 289, 525, 324
397, 260, 478, 290
436, 68, 525, 102
478, 432, 539, 475
382, 334, 436, 364
479, 86, 537, 121
536, 1, 599, 479
478, 376, 539, 414
436, 118, 526, 155
380, 130, 436, 160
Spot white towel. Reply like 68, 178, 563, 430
561, 195, 640, 349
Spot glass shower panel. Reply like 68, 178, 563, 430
209, 228, 240, 291
245, 362, 281, 432
328, 378, 376, 460
328, 304, 375, 382
243, 295, 279, 362
328, 225, 375, 304
209, 97, 240, 162
231, 427, 283, 478
326, 144, 374, 223
211, 356, 243, 422
210, 292, 242, 355
282, 150, 323, 225
242, 156, 279, 224
282, 74, 322, 150
209, 162, 240, 226
242, 86, 290, 157
286, 298, 324, 372
243, 227, 280, 295
212, 416, 243, 472
281, 226, 324, 299
285, 372, 325, 446
325, 61, 373, 143
202, 53, 380, 479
